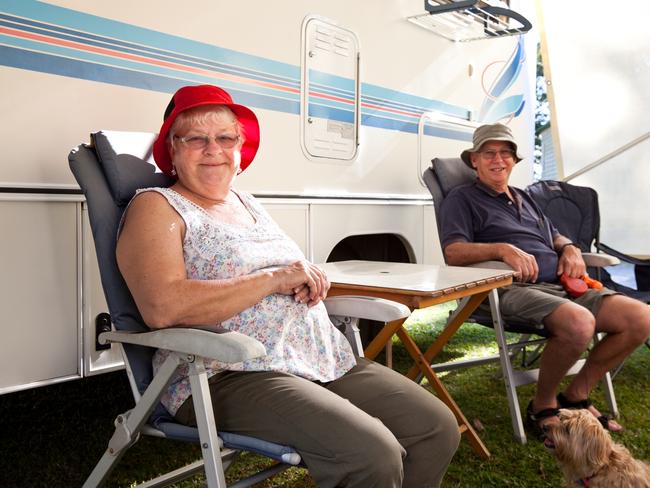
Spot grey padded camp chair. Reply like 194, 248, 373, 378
422, 157, 618, 444
69, 130, 410, 488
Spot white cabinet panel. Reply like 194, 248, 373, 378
423, 204, 444, 265
259, 201, 310, 258
0, 199, 80, 392
82, 206, 124, 376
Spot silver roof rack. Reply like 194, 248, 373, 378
407, 0, 532, 42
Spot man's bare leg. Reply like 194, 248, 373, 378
561, 294, 650, 430
531, 302, 595, 425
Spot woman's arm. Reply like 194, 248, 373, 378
116, 192, 326, 329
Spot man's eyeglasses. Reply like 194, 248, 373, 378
479, 149, 515, 161
174, 134, 240, 150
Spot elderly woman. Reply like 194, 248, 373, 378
116, 84, 459, 488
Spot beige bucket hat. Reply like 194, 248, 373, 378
460, 123, 524, 168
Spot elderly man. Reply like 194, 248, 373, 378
439, 123, 650, 436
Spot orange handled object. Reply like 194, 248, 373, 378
582, 274, 603, 290
560, 273, 588, 298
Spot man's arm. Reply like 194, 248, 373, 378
552, 234, 586, 278
440, 187, 539, 282
444, 241, 539, 283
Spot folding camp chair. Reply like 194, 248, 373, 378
69, 130, 410, 488
526, 179, 650, 366
526, 179, 650, 304
422, 157, 618, 444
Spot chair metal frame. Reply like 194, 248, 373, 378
70, 130, 410, 487
422, 157, 618, 444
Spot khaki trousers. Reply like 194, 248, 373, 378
175, 357, 460, 488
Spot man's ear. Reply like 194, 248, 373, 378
470, 153, 478, 169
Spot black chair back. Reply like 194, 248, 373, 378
527, 179, 650, 302
526, 180, 600, 252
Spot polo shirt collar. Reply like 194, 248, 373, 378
474, 179, 521, 205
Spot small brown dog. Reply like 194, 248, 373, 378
543, 409, 650, 487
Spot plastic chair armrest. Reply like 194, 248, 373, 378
324, 295, 410, 322
99, 328, 266, 363
467, 260, 514, 271
582, 252, 620, 268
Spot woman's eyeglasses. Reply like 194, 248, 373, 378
174, 134, 240, 150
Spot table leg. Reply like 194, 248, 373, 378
396, 326, 490, 459
405, 291, 489, 381
364, 317, 408, 361
362, 289, 493, 458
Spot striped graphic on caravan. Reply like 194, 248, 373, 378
0, 1, 525, 140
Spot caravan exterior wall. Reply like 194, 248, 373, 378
0, 0, 535, 393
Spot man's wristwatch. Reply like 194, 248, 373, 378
559, 242, 579, 253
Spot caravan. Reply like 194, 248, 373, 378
0, 0, 536, 394
3, 1, 650, 486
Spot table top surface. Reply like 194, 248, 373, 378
320, 260, 513, 295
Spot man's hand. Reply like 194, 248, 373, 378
444, 241, 539, 282
273, 260, 330, 307
556, 245, 586, 278
500, 243, 539, 283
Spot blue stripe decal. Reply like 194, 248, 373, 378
309, 81, 354, 99
308, 69, 355, 92
483, 95, 525, 123
0, 14, 301, 90
0, 44, 186, 93
362, 115, 473, 140
478, 37, 525, 122
488, 40, 523, 99
2, 1, 300, 80
309, 104, 354, 123
0, 0, 514, 140
361, 84, 470, 119
0, 45, 302, 116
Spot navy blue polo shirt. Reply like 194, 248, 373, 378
440, 180, 560, 283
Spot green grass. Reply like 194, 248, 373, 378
2, 303, 649, 487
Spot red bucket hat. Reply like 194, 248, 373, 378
152, 85, 260, 177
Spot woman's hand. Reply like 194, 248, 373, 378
273, 261, 330, 307
556, 245, 586, 278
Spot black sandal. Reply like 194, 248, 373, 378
526, 400, 559, 440
557, 392, 616, 431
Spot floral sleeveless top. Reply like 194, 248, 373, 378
138, 187, 356, 416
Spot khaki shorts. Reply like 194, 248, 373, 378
479, 282, 619, 330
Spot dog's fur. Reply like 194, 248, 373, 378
544, 409, 650, 487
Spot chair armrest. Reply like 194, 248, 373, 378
99, 328, 266, 364
324, 295, 410, 322
466, 254, 622, 271
467, 260, 514, 271
582, 252, 620, 268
